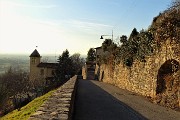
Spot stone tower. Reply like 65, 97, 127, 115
29, 49, 41, 81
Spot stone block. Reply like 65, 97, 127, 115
58, 114, 68, 120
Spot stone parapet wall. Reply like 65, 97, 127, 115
28, 75, 78, 120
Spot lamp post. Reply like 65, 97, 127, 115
100, 30, 113, 41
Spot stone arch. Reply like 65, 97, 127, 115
156, 59, 179, 94
156, 59, 180, 108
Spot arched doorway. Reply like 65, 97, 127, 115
156, 59, 179, 108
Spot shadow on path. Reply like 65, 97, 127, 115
73, 80, 147, 120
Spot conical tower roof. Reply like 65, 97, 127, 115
29, 49, 41, 57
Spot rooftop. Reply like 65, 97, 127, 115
30, 49, 41, 57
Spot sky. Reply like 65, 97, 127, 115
0, 0, 172, 56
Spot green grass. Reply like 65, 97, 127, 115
0, 90, 55, 120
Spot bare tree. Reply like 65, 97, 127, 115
0, 67, 31, 114
71, 53, 85, 75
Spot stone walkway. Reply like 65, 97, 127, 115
73, 80, 180, 120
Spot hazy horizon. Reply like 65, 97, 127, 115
0, 53, 86, 74
0, 51, 87, 57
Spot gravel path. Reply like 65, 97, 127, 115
73, 80, 180, 120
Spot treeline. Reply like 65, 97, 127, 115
55, 49, 85, 83
97, 28, 153, 67
97, 1, 180, 67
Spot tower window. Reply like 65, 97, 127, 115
32, 58, 36, 64
40, 69, 44, 75
52, 70, 55, 75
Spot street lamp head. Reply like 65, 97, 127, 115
100, 35, 104, 39
100, 30, 113, 40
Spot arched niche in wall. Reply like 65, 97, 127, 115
156, 59, 179, 94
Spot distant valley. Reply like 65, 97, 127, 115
0, 54, 57, 74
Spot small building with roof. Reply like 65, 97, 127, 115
94, 47, 103, 64
29, 49, 58, 81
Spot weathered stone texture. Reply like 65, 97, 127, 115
97, 39, 180, 109
28, 75, 78, 120
82, 66, 86, 79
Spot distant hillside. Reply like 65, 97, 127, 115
0, 54, 29, 74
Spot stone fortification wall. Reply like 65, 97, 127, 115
98, 39, 180, 108
28, 75, 78, 120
